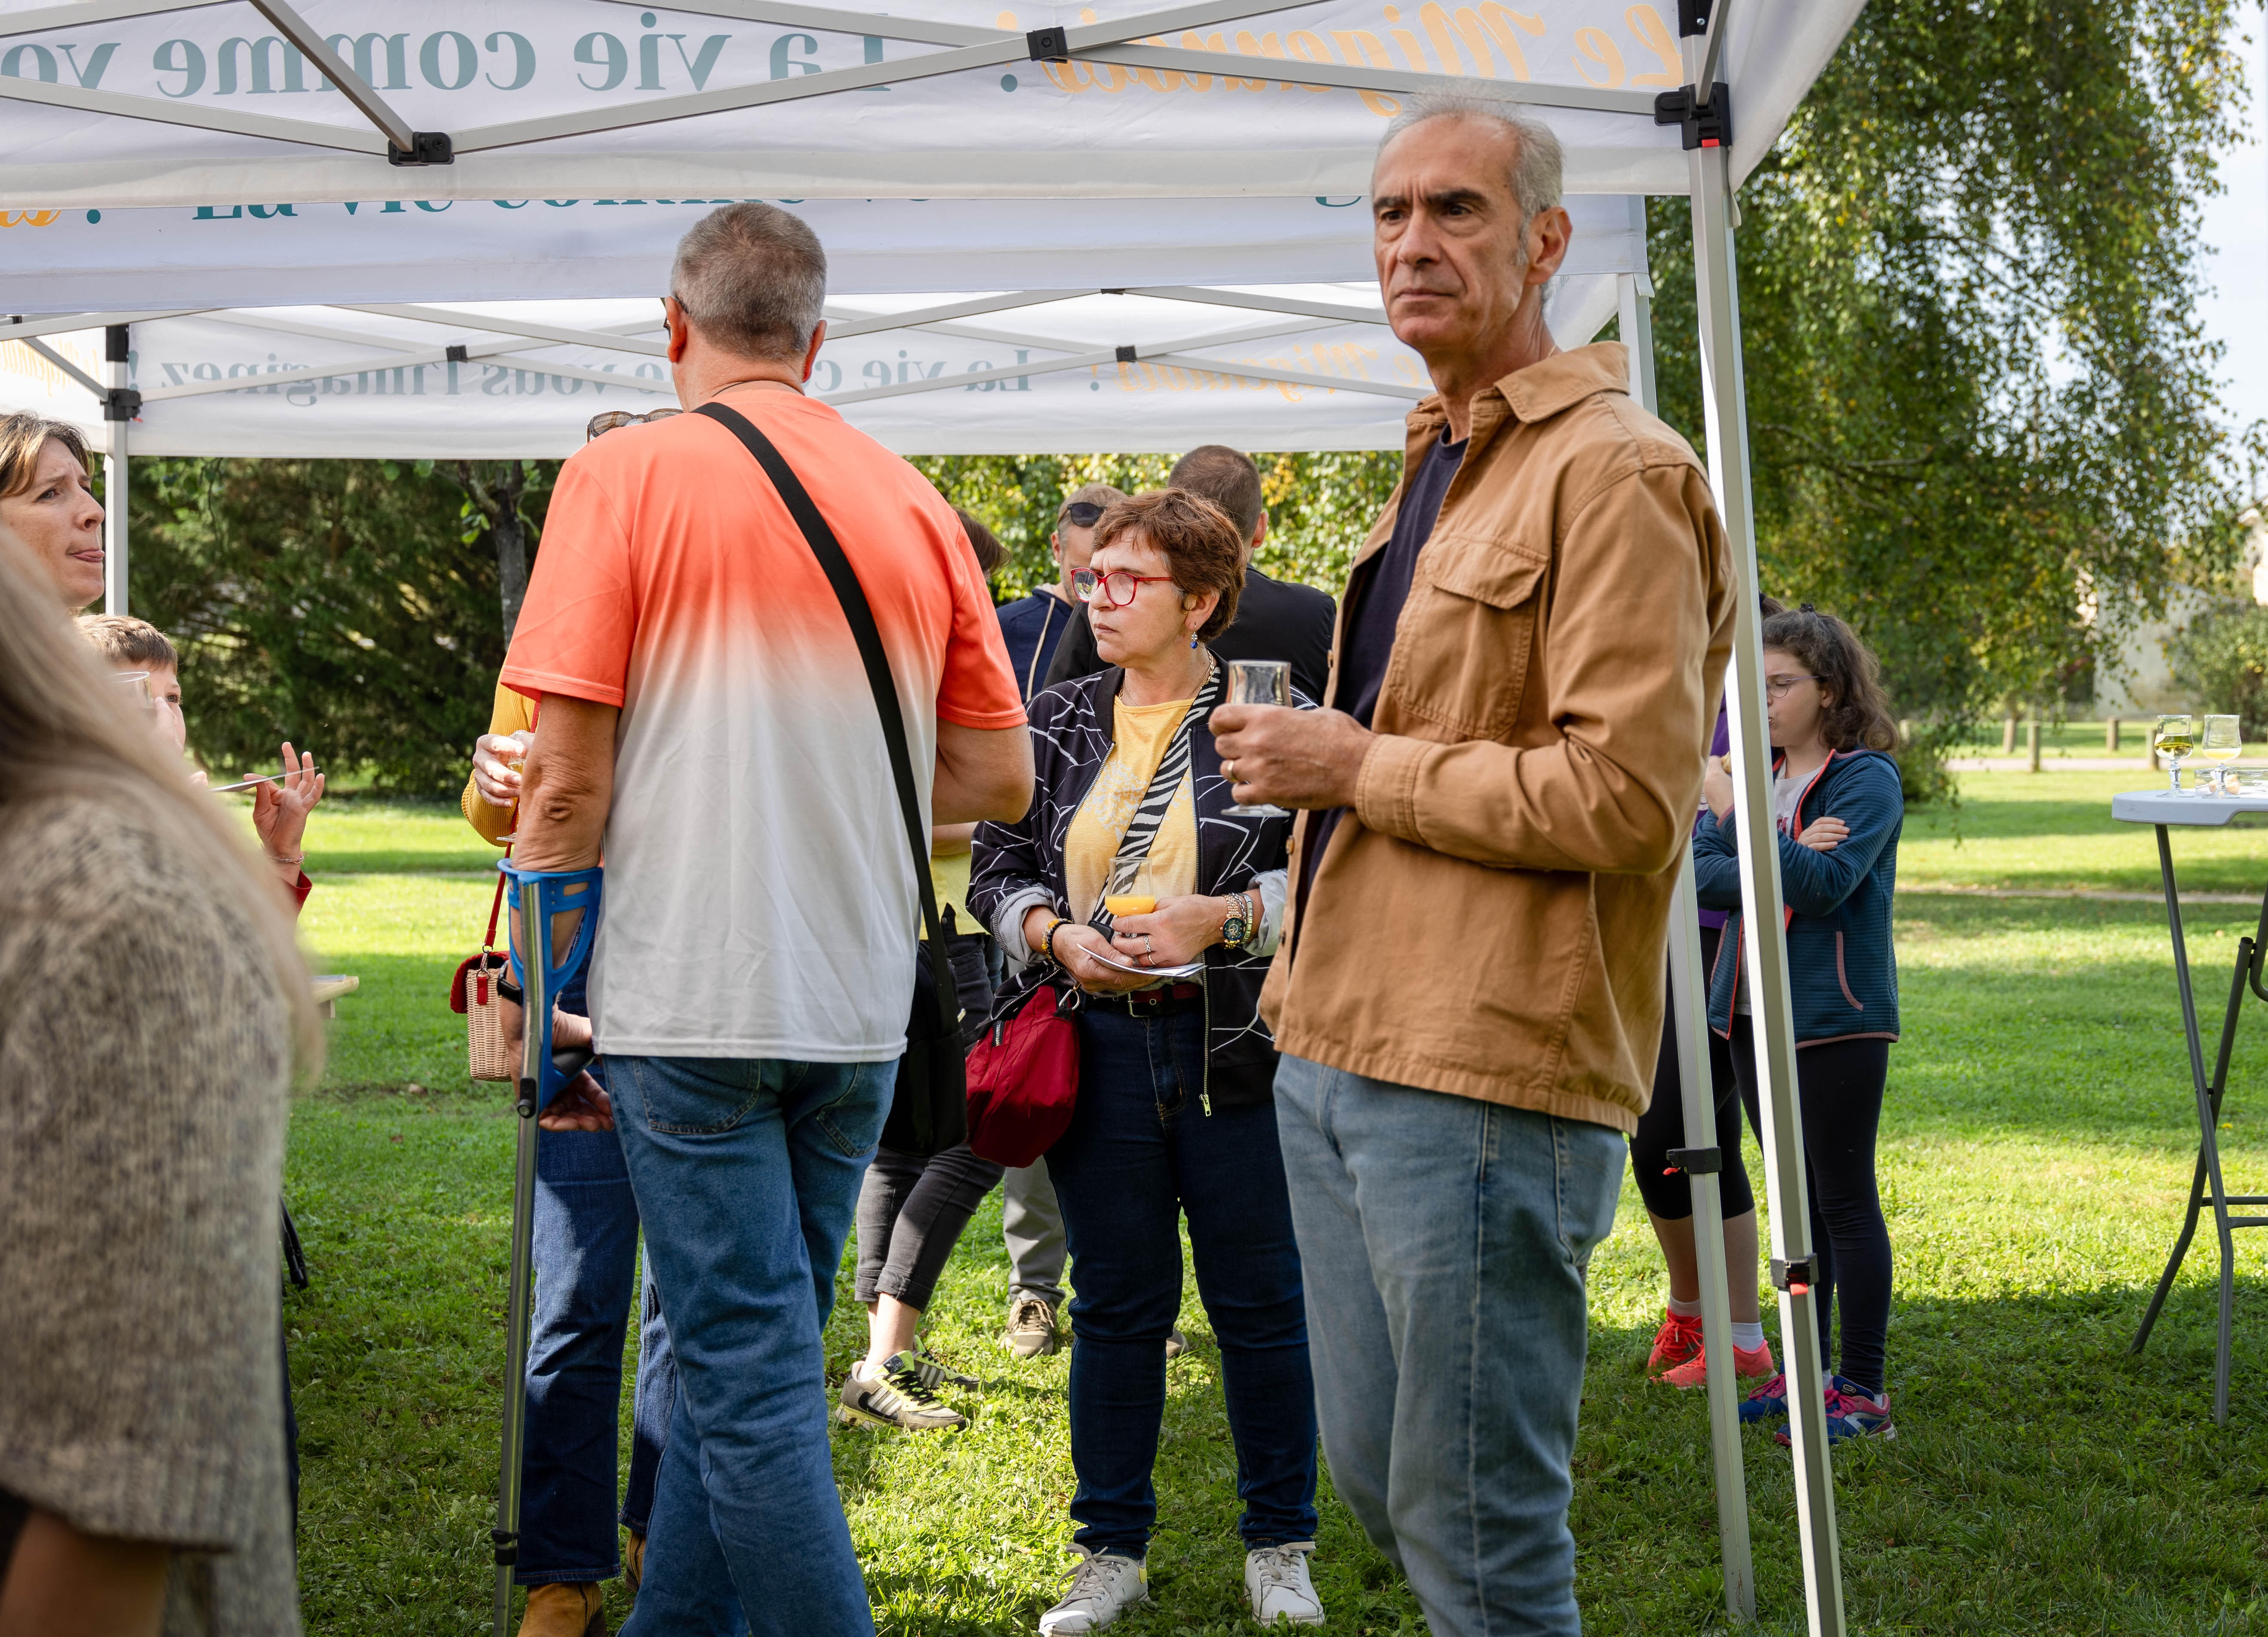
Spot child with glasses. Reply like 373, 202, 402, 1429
1694, 605, 1904, 1445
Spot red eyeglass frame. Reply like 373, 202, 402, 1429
1073, 568, 1178, 609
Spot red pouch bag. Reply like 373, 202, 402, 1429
965, 983, 1081, 1168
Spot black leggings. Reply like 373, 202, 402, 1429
1632, 924, 1755, 1222
855, 1143, 1006, 1310
1730, 1032, 1893, 1393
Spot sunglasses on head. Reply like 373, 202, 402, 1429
1058, 500, 1107, 529
587, 408, 684, 441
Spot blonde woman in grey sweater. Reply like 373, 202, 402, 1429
0, 526, 316, 1637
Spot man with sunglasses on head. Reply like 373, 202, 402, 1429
991, 483, 1123, 709
1042, 446, 1335, 705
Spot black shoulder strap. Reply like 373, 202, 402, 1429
695, 401, 957, 1035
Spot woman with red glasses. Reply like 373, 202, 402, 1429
970, 488, 1324, 1634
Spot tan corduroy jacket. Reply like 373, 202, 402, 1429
1259, 343, 1735, 1134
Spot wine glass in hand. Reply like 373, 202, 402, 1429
1223, 660, 1293, 818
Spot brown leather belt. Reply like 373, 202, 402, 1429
1085, 982, 1205, 1015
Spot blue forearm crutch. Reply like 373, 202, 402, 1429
491, 861, 603, 1637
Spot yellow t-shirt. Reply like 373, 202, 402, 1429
930, 849, 973, 929
1064, 695, 1200, 925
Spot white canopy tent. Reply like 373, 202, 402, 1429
0, 2, 1866, 1633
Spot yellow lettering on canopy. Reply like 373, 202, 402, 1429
1326, 30, 1402, 114
1077, 8, 1133, 89
1281, 30, 1335, 93
1474, 6, 1543, 80
1625, 5, 1683, 85
1378, 7, 1432, 72
1418, 4, 1491, 76
1572, 25, 1625, 87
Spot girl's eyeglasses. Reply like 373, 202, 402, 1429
1764, 673, 1826, 700
1073, 568, 1177, 609
587, 408, 684, 440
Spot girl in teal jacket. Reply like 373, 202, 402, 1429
1693, 606, 1902, 1444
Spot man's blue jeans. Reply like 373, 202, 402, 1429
1046, 1007, 1318, 1558
607, 1055, 891, 1637
1271, 1055, 1625, 1637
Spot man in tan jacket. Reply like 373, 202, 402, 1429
1212, 97, 1735, 1636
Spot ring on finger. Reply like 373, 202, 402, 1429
1224, 759, 1238, 782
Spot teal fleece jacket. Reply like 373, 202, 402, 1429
1692, 747, 1902, 1045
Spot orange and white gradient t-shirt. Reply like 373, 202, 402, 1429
501, 392, 1024, 1062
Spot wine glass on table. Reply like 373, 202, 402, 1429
2199, 714, 2241, 795
1222, 659, 1293, 818
2154, 712, 2193, 794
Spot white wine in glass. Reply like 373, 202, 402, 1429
2154, 712, 2194, 794
1223, 660, 1293, 818
2200, 714, 2242, 794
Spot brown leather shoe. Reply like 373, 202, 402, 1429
518, 1582, 606, 1637
623, 1530, 645, 1595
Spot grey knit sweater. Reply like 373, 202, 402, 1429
0, 794, 299, 1635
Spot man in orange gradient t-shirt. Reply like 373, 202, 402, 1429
505, 204, 1031, 1637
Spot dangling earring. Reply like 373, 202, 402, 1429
1189, 632, 1199, 649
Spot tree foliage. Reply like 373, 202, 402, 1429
910, 450, 1400, 599
123, 457, 552, 794
1646, 0, 2253, 750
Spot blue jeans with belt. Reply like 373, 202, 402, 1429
609, 1054, 892, 1637
1045, 1004, 1318, 1558
517, 981, 673, 1584
1271, 1055, 1625, 1637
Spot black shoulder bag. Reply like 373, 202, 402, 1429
696, 401, 967, 1156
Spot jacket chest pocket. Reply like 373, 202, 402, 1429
1387, 532, 1546, 739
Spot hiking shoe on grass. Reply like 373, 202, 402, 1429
1775, 1376, 1896, 1446
1244, 1542, 1324, 1626
1039, 1549, 1147, 1634
1645, 1308, 1705, 1376
1006, 1296, 1060, 1358
1660, 1337, 1777, 1391
838, 1355, 966, 1432
1738, 1369, 1790, 1424
903, 1342, 981, 1392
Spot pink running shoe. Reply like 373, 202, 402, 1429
1644, 1308, 1705, 1376
1659, 1337, 1777, 1391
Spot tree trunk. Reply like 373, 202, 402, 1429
453, 462, 532, 643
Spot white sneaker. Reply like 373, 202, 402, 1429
1039, 1549, 1148, 1634
1244, 1542, 1324, 1627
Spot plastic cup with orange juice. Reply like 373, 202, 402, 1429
1103, 894, 1157, 918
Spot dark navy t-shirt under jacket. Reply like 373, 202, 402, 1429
1299, 428, 1468, 912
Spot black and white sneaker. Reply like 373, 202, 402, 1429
838, 1353, 967, 1432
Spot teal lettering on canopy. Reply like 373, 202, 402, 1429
153, 40, 204, 96
770, 33, 819, 77
415, 199, 452, 212
247, 204, 297, 218
676, 34, 729, 89
1, 45, 58, 81
421, 31, 476, 89
194, 205, 243, 220
216, 36, 310, 94
575, 33, 627, 91
323, 33, 408, 89
58, 44, 116, 88
485, 32, 534, 90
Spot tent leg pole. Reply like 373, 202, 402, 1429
1688, 142, 1848, 1637
493, 1106, 539, 1637
103, 327, 129, 617
1627, 267, 1755, 1625
1670, 859, 1757, 1623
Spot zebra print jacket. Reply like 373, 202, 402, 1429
968, 664, 1311, 1109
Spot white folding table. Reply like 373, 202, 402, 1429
2114, 789, 2268, 1422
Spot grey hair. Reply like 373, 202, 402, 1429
670, 203, 829, 362
1376, 94, 1565, 221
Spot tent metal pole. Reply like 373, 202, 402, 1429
1622, 268, 1755, 1626
1687, 131, 1848, 1637
103, 324, 130, 616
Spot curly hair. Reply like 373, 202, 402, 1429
1091, 488, 1245, 641
1762, 606, 1898, 753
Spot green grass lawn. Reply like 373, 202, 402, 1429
284, 780, 2268, 1634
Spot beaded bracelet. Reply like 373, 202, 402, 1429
1043, 917, 1072, 965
